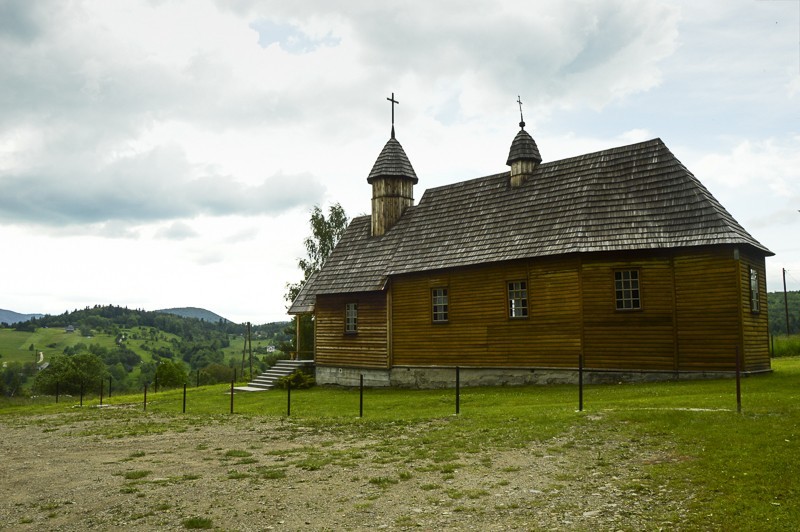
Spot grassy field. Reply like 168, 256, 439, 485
1, 357, 798, 529
0, 327, 115, 365
0, 326, 181, 366
772, 333, 800, 357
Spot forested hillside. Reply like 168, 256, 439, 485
768, 290, 800, 335
0, 305, 291, 397
156, 307, 229, 322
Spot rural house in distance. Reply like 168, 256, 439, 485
290, 99, 773, 388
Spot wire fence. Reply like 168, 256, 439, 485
36, 348, 752, 416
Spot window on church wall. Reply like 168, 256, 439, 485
345, 302, 358, 334
508, 280, 528, 318
432, 288, 449, 323
614, 270, 641, 310
749, 268, 760, 313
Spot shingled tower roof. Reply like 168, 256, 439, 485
367, 135, 419, 184
506, 126, 542, 166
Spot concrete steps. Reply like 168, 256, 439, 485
235, 359, 314, 392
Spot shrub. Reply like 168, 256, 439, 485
276, 370, 315, 389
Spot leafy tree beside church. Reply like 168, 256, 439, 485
284, 203, 349, 358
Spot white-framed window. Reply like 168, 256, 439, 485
345, 302, 358, 333
614, 270, 641, 310
749, 267, 760, 313
432, 288, 449, 323
508, 280, 528, 318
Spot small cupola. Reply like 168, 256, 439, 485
506, 97, 542, 187
368, 93, 418, 237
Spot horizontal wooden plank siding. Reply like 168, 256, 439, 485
581, 255, 676, 370
738, 250, 771, 371
315, 292, 388, 368
673, 248, 741, 370
313, 245, 770, 376
391, 257, 582, 367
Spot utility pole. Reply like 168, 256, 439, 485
248, 322, 253, 379
783, 268, 792, 336
784, 268, 792, 335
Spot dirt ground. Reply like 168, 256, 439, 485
0, 406, 691, 531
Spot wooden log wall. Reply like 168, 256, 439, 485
737, 249, 771, 371
315, 292, 389, 368
673, 249, 743, 371
581, 255, 676, 370
391, 257, 582, 367
384, 246, 770, 372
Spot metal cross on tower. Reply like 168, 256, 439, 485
517, 95, 526, 128
387, 92, 399, 138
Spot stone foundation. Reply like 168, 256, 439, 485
314, 364, 771, 389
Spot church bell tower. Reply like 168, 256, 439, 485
368, 93, 418, 237
506, 96, 542, 187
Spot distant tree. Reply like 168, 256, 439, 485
108, 362, 129, 390
1, 362, 26, 397
155, 360, 188, 389
200, 363, 235, 385
138, 361, 157, 388
284, 203, 348, 359
33, 353, 106, 395
13, 320, 35, 332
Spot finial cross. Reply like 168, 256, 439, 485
387, 92, 399, 138
517, 95, 525, 127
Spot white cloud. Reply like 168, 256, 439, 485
1, 0, 798, 319
156, 221, 199, 240
693, 136, 800, 198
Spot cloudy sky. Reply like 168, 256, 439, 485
1, 0, 798, 324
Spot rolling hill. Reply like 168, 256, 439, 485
0, 309, 44, 325
156, 307, 229, 323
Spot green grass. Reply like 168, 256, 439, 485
182, 516, 213, 529
0, 327, 115, 365
773, 334, 800, 357
2, 358, 800, 529
123, 470, 151, 480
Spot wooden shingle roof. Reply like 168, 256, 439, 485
506, 127, 542, 165
289, 137, 771, 313
367, 137, 418, 184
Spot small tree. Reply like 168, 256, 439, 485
1, 362, 26, 397
155, 359, 188, 389
33, 353, 106, 395
285, 203, 349, 358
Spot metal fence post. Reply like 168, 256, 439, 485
736, 346, 742, 413
455, 366, 460, 415
578, 352, 584, 412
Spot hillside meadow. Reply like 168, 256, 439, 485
0, 324, 280, 396
1, 358, 798, 530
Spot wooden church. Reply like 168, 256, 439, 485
289, 99, 773, 387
